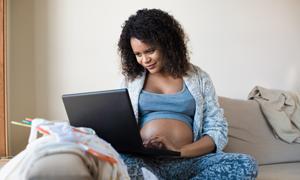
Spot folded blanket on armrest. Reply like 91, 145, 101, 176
248, 86, 300, 143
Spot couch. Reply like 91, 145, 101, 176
26, 97, 300, 179
220, 97, 300, 180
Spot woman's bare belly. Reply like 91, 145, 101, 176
140, 118, 193, 148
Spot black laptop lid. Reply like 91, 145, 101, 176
62, 89, 143, 152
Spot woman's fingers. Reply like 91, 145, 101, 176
143, 137, 162, 148
150, 136, 179, 151
144, 136, 178, 150
149, 136, 168, 149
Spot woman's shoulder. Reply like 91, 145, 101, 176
120, 71, 146, 88
187, 63, 210, 79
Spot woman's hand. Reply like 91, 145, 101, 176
143, 135, 180, 152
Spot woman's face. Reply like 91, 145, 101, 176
130, 37, 164, 74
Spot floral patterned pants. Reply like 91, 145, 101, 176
120, 152, 258, 180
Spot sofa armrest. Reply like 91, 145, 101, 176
27, 153, 93, 180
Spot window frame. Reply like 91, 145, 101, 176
0, 0, 7, 157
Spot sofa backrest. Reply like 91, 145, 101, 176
219, 96, 300, 165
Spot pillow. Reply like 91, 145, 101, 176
219, 96, 300, 165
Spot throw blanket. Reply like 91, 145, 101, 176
248, 86, 300, 143
0, 119, 130, 180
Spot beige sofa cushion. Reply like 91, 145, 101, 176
258, 162, 300, 180
219, 97, 300, 165
27, 153, 92, 180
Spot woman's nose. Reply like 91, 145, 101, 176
142, 54, 151, 64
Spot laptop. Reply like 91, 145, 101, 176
62, 88, 180, 157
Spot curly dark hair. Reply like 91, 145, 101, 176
118, 8, 190, 80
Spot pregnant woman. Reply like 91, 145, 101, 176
118, 8, 258, 179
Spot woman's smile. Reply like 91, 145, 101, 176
146, 62, 156, 70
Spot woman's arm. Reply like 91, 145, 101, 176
180, 135, 215, 157
178, 70, 227, 157
200, 71, 228, 153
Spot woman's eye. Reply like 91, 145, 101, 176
148, 49, 155, 54
135, 53, 142, 57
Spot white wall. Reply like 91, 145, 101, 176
7, 0, 35, 155
8, 0, 300, 154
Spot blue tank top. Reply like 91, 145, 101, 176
138, 83, 196, 128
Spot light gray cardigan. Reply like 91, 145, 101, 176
121, 64, 228, 152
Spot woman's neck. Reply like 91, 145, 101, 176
147, 71, 178, 80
